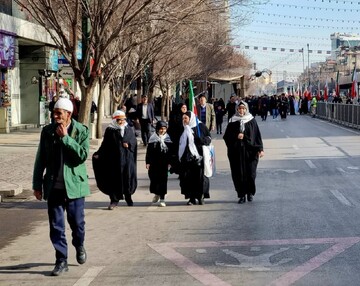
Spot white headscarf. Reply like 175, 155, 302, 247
148, 133, 172, 152
229, 100, 254, 130
178, 111, 200, 161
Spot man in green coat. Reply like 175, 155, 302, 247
33, 97, 90, 276
311, 95, 317, 118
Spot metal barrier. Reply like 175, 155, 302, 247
316, 102, 360, 130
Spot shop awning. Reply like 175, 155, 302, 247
208, 67, 248, 83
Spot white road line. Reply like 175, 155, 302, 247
337, 167, 346, 173
305, 160, 316, 169
330, 190, 352, 206
292, 145, 299, 150
73, 266, 104, 286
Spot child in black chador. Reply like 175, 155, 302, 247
146, 121, 174, 207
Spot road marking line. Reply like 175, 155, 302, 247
73, 266, 104, 286
330, 190, 352, 206
337, 167, 345, 173
149, 237, 360, 286
305, 160, 316, 169
149, 244, 231, 286
292, 145, 299, 150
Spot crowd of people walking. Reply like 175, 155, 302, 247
32, 91, 267, 276
31, 87, 358, 276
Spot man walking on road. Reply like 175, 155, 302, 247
196, 94, 216, 132
136, 95, 155, 146
32, 97, 90, 276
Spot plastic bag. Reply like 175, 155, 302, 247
202, 144, 215, 177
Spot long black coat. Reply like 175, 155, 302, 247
146, 138, 173, 196
179, 123, 211, 200
93, 125, 137, 200
223, 118, 263, 198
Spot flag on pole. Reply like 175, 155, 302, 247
335, 70, 340, 96
351, 67, 358, 99
188, 80, 198, 116
324, 78, 328, 101
317, 81, 321, 100
307, 85, 312, 100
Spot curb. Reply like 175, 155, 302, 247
0, 182, 23, 202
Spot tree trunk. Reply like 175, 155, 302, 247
137, 76, 142, 104
96, 76, 105, 139
79, 83, 97, 126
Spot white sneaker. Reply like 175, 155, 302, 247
159, 200, 166, 207
152, 195, 160, 203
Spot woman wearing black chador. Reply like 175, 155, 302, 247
223, 101, 264, 204
178, 111, 211, 205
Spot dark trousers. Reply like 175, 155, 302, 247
140, 119, 152, 145
47, 188, 85, 263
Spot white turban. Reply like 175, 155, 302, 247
54, 98, 74, 113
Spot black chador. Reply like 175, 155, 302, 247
223, 102, 264, 201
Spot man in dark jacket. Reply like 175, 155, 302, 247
136, 95, 155, 146
225, 95, 237, 122
33, 97, 90, 276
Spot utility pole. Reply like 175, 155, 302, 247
307, 43, 310, 87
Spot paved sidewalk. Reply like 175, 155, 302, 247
0, 119, 113, 201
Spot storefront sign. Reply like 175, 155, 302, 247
49, 49, 59, 71
0, 31, 15, 68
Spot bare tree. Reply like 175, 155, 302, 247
14, 0, 261, 126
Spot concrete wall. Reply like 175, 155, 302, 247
213, 83, 235, 103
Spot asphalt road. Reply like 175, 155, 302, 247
0, 114, 360, 286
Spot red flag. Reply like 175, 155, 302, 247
351, 67, 358, 99
307, 86, 312, 100
324, 78, 328, 101
335, 70, 340, 96
303, 89, 307, 99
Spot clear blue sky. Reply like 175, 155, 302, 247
230, 0, 360, 82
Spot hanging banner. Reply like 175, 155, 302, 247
0, 31, 16, 68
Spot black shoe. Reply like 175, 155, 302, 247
247, 194, 253, 202
125, 195, 133, 206
187, 198, 196, 205
51, 261, 68, 276
76, 246, 87, 265
238, 197, 246, 204
198, 196, 205, 205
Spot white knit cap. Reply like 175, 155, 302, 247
54, 98, 74, 113
112, 110, 126, 119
